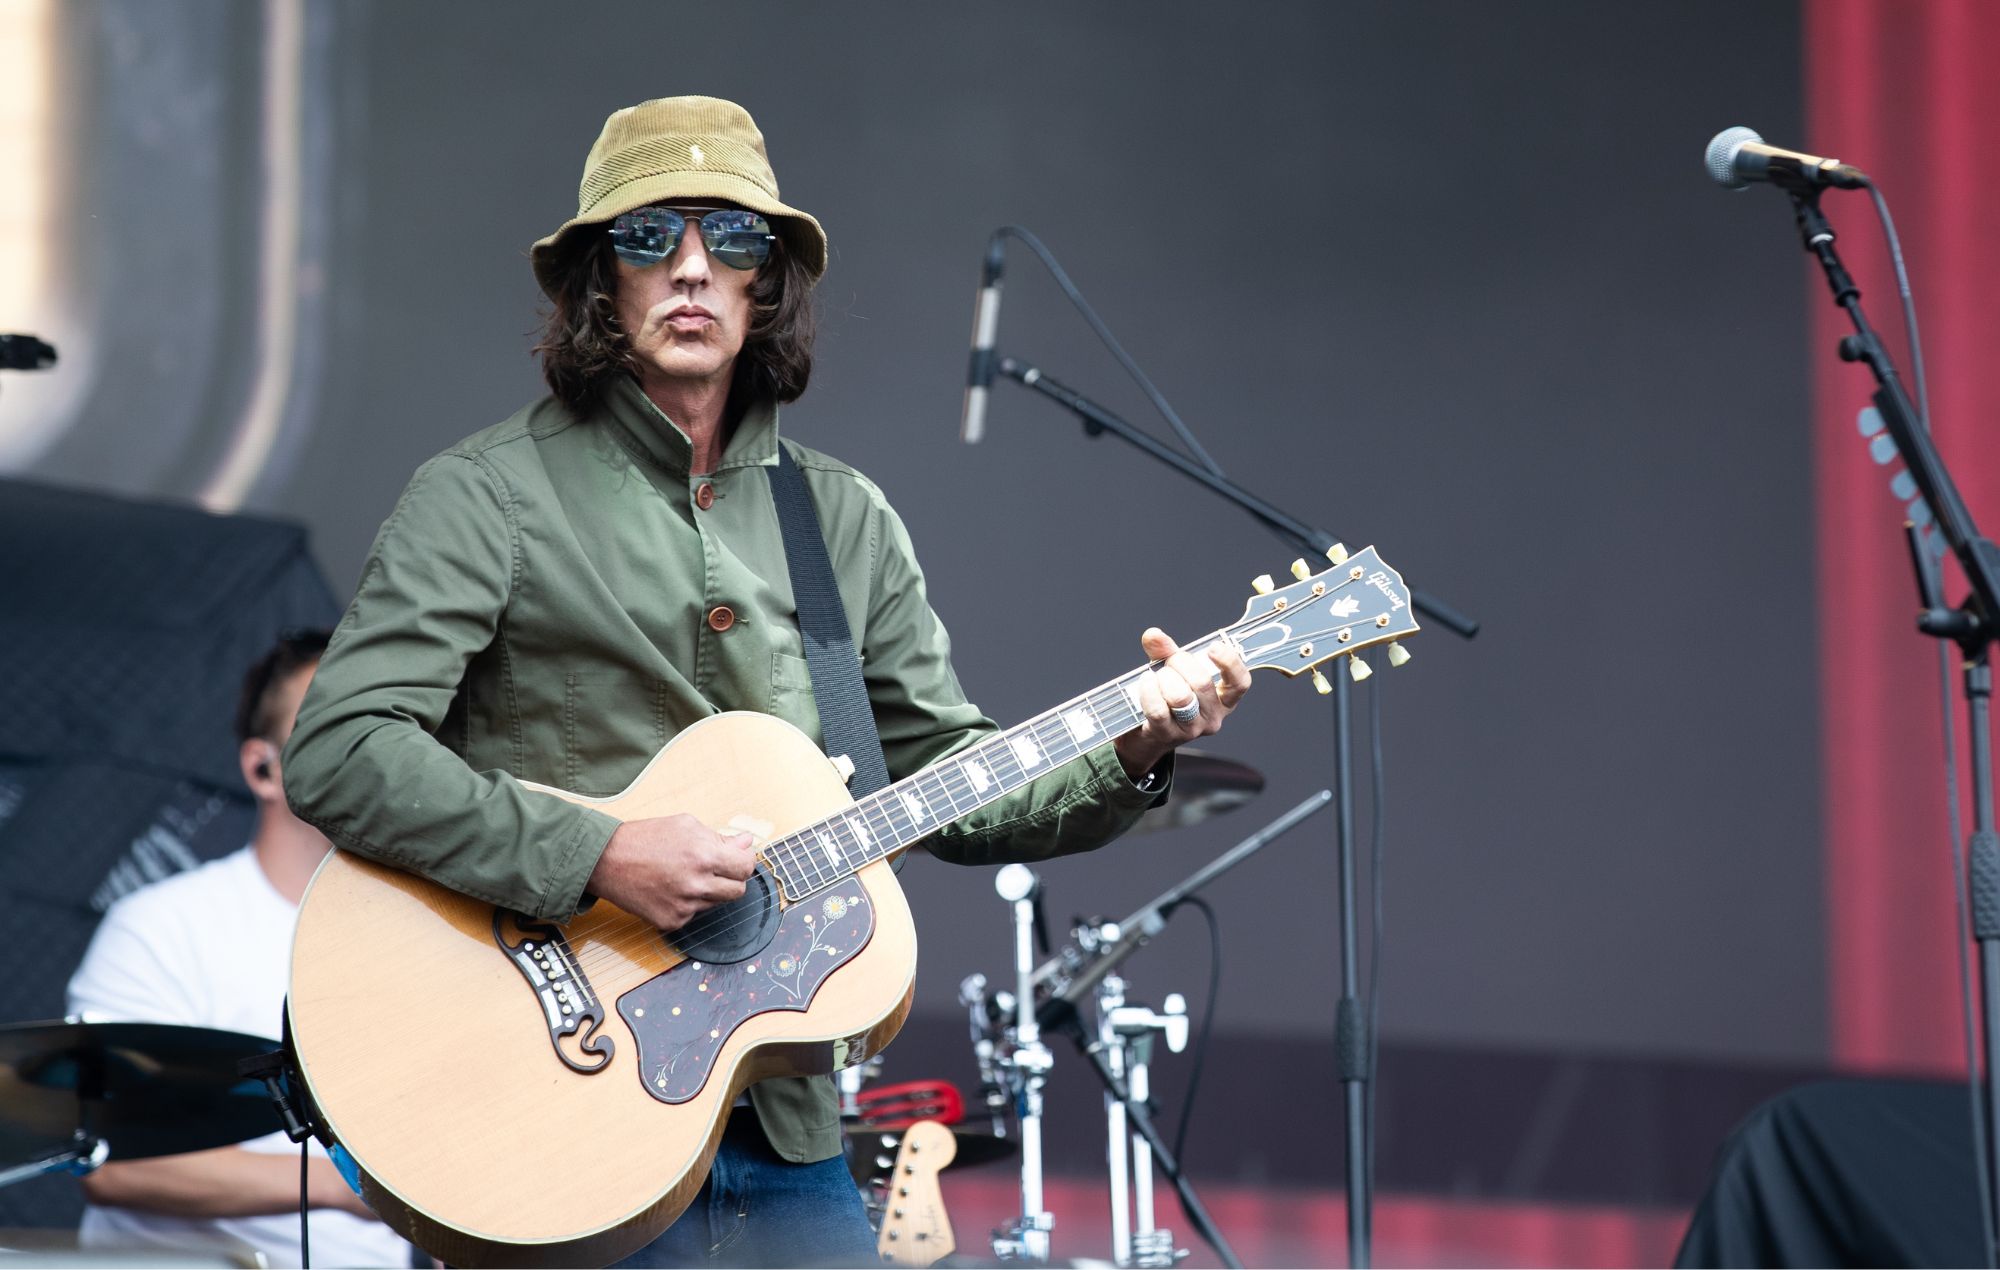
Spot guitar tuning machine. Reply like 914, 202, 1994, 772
1311, 668, 1332, 695
1349, 653, 1373, 682
1387, 643, 1412, 668
1290, 558, 1312, 580
1250, 574, 1274, 595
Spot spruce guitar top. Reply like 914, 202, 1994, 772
287, 548, 1419, 1266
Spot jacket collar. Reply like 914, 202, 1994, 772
604, 373, 782, 476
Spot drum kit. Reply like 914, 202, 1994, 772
1, 751, 1312, 1269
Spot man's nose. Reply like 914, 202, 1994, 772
669, 228, 712, 287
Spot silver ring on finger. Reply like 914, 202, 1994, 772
1169, 698, 1201, 725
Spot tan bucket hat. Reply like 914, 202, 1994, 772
530, 96, 827, 297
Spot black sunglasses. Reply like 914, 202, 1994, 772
608, 206, 776, 271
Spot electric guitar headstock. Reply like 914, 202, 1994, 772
875, 1119, 956, 1266
1224, 544, 1420, 690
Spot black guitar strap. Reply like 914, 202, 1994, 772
767, 444, 893, 800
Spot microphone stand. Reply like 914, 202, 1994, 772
1786, 187, 2000, 1264
994, 355, 1478, 1268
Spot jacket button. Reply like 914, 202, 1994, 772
707, 605, 736, 632
694, 482, 715, 510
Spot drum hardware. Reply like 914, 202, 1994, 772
1099, 976, 1190, 1269
989, 862, 1056, 1264
974, 791, 1331, 1268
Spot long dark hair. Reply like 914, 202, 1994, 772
532, 226, 817, 412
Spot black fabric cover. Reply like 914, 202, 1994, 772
0, 478, 337, 1229
1675, 1078, 1989, 1268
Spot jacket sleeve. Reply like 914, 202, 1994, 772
283, 453, 620, 920
858, 499, 1169, 867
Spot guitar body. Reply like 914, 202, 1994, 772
288, 712, 917, 1267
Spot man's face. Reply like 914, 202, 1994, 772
612, 204, 759, 394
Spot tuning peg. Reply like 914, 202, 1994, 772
1387, 643, 1412, 668
1325, 543, 1349, 565
1348, 653, 1373, 682
1251, 574, 1275, 595
1311, 668, 1332, 695
1290, 558, 1312, 580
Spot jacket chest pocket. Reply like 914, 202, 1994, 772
563, 670, 668, 795
767, 652, 823, 742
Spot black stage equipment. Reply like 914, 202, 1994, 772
1676, 1080, 1987, 1267
0, 334, 57, 373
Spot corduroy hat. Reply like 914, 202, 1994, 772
531, 96, 827, 298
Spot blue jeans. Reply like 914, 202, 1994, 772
611, 1113, 877, 1268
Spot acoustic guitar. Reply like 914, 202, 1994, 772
287, 548, 1418, 1266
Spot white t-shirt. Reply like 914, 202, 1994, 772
66, 846, 412, 1269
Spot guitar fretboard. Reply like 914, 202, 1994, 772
763, 632, 1231, 900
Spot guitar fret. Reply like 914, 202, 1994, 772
777, 628, 1254, 898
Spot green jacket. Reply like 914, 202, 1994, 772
284, 375, 1163, 1162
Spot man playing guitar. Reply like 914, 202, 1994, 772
282, 95, 1249, 1267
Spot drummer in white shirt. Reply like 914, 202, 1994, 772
66, 631, 411, 1269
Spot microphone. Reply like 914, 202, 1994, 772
959, 233, 1006, 443
1705, 126, 1869, 192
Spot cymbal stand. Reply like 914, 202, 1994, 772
1092, 956, 1190, 1269
991, 863, 1054, 1263
0, 1131, 106, 1190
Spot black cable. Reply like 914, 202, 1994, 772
1169, 894, 1222, 1169
299, 1139, 310, 1269
1865, 180, 1995, 1268
1366, 653, 1385, 1202
992, 226, 1228, 480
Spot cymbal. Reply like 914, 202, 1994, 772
0, 1020, 285, 1167
1129, 748, 1265, 836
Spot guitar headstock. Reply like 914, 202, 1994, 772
875, 1119, 956, 1266
1228, 545, 1419, 690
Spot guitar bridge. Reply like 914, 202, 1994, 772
493, 910, 614, 1074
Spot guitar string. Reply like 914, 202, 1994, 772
554, 660, 1173, 974
554, 646, 1202, 975
554, 575, 1400, 975
555, 585, 1400, 978
560, 601, 1396, 980
558, 682, 1149, 977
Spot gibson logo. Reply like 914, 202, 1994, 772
1367, 570, 1406, 611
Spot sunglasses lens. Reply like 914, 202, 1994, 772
609, 208, 684, 266
699, 210, 775, 270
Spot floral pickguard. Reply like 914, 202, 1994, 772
616, 888, 876, 1104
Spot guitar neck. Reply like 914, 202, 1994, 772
764, 631, 1232, 900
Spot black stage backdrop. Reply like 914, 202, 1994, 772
6, 0, 1818, 1223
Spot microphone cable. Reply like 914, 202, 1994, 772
986, 226, 1228, 480
299, 1139, 311, 1269
1170, 893, 1222, 1171
1366, 647, 1386, 1209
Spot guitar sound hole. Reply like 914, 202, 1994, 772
672, 865, 784, 964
